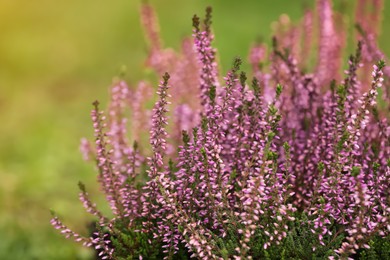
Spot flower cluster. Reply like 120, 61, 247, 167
52, 1, 390, 259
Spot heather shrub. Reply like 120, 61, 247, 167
51, 1, 390, 259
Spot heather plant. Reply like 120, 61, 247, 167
52, 1, 390, 259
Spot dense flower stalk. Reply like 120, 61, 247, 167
193, 7, 220, 114
142, 72, 171, 221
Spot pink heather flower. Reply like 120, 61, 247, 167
52, 3, 390, 259
80, 137, 93, 161
193, 8, 220, 114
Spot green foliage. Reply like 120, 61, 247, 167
258, 216, 341, 259
351, 166, 361, 177
357, 236, 390, 260
239, 71, 247, 87
276, 84, 283, 98
110, 219, 163, 260
208, 85, 217, 103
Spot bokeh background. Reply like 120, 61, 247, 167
1, 0, 389, 259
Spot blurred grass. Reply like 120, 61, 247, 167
0, 0, 389, 259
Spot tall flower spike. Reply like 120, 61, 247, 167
107, 80, 132, 177
349, 60, 385, 137
142, 72, 171, 221
91, 101, 124, 217
316, 0, 338, 86
193, 7, 219, 114
140, 2, 177, 75
343, 41, 363, 116
140, 2, 161, 52
149, 72, 170, 169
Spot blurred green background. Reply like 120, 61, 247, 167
1, 0, 389, 259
